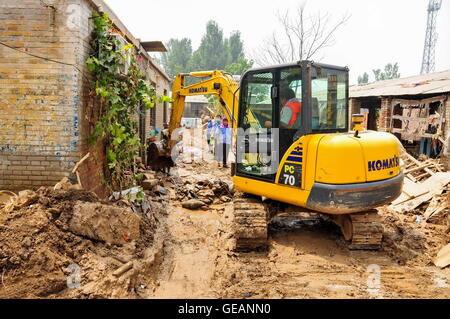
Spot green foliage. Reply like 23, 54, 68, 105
86, 13, 164, 197
358, 72, 369, 84
224, 57, 254, 76
161, 20, 249, 77
228, 31, 245, 63
372, 63, 400, 81
191, 21, 229, 71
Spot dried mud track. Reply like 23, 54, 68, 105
146, 165, 450, 299
147, 205, 224, 298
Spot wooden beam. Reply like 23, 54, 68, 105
392, 95, 446, 106
403, 152, 435, 176
404, 162, 434, 174
72, 153, 91, 174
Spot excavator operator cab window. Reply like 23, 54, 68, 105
311, 67, 348, 132
240, 72, 273, 131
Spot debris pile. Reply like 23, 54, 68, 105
175, 174, 233, 210
380, 205, 449, 266
383, 151, 450, 267
0, 180, 166, 298
390, 152, 450, 221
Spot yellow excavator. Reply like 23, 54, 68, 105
153, 61, 403, 250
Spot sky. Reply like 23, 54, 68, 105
104, 0, 450, 84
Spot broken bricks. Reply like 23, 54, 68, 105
175, 175, 232, 206
142, 179, 159, 191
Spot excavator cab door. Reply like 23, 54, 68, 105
236, 70, 278, 182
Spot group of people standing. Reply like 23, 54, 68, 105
205, 115, 232, 168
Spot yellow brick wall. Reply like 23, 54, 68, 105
0, 0, 170, 191
0, 0, 82, 190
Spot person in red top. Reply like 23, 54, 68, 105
280, 88, 302, 129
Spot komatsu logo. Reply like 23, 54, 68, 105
368, 156, 399, 172
189, 87, 208, 94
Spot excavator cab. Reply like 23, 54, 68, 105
236, 61, 349, 182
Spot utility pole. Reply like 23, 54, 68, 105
421, 0, 442, 74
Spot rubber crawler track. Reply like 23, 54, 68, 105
232, 196, 268, 251
348, 210, 383, 250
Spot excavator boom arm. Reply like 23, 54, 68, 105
169, 70, 240, 136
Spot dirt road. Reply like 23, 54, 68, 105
145, 162, 450, 299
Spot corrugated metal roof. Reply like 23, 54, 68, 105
350, 69, 450, 98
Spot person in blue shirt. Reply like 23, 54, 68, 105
205, 116, 213, 144
149, 126, 160, 137
214, 117, 232, 168
206, 115, 222, 153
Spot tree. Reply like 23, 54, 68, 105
160, 38, 193, 78
190, 20, 229, 71
372, 63, 400, 81
228, 31, 245, 63
358, 72, 369, 84
161, 21, 247, 78
253, 3, 350, 65
224, 57, 254, 75
189, 21, 246, 72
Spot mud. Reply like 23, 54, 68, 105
1, 157, 450, 298
141, 161, 450, 299
0, 187, 165, 299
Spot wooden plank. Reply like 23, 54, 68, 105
393, 95, 446, 106
404, 162, 434, 174
391, 178, 429, 206
414, 172, 430, 180
391, 172, 450, 213
406, 173, 419, 182
434, 244, 450, 269
76, 171, 83, 189
71, 152, 90, 174
402, 178, 429, 198
432, 162, 444, 172
423, 195, 441, 219
403, 152, 435, 176
426, 207, 446, 221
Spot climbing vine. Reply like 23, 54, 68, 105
86, 13, 169, 195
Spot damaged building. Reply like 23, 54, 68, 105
350, 69, 450, 169
0, 0, 171, 194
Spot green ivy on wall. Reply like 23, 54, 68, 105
86, 13, 169, 197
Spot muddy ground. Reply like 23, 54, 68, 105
1, 152, 449, 299
141, 162, 450, 299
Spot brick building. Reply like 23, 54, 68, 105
349, 69, 450, 168
0, 0, 171, 194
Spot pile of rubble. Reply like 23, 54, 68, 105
385, 151, 450, 268
0, 177, 167, 298
174, 175, 234, 210
390, 152, 450, 221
